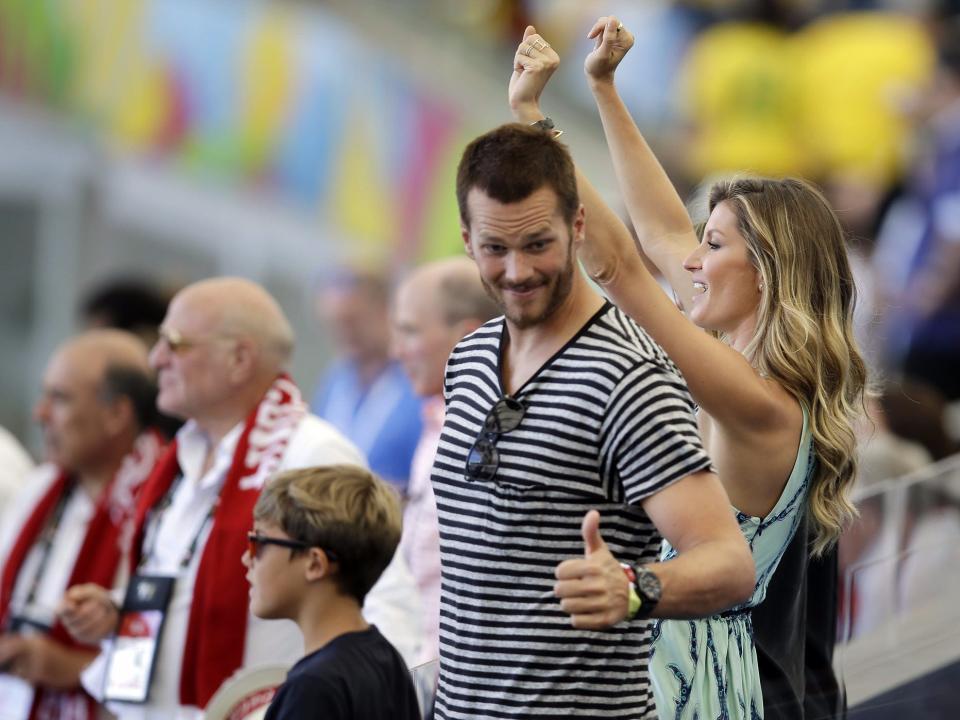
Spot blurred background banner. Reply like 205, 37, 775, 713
0, 0, 466, 266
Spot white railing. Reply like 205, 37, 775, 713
835, 453, 960, 708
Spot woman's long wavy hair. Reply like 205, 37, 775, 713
708, 177, 867, 555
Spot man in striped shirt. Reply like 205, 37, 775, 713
430, 123, 754, 719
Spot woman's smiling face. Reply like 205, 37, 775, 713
683, 201, 762, 343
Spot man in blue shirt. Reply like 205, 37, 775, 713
312, 268, 422, 493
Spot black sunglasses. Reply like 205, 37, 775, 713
246, 532, 339, 562
465, 396, 526, 481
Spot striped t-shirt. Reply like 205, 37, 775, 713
431, 302, 712, 719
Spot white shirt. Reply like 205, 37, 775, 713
0, 426, 34, 521
82, 414, 421, 719
0, 465, 94, 720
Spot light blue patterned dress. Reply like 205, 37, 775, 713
650, 407, 814, 720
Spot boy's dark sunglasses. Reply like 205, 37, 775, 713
465, 396, 526, 482
246, 532, 339, 562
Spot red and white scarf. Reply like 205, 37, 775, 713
0, 430, 166, 720
128, 374, 306, 709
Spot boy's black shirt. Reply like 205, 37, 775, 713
264, 625, 420, 720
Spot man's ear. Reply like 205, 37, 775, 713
226, 337, 257, 384
101, 395, 136, 438
572, 203, 586, 248
304, 547, 334, 583
461, 224, 475, 259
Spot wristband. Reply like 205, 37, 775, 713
621, 563, 641, 620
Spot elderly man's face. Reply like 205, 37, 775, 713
318, 285, 390, 364
392, 281, 464, 398
33, 347, 113, 471
149, 292, 236, 421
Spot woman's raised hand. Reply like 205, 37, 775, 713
585, 16, 634, 84
508, 25, 560, 123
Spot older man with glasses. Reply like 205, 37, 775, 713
428, 123, 755, 719
0, 329, 163, 720
59, 277, 419, 720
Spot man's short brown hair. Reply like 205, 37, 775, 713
456, 123, 579, 228
254, 465, 401, 603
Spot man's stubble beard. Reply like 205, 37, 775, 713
481, 242, 576, 331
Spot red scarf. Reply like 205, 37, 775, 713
128, 375, 306, 709
0, 430, 165, 720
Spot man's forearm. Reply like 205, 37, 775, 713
646, 537, 755, 619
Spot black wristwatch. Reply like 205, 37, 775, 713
632, 565, 662, 619
530, 117, 555, 132
529, 117, 563, 138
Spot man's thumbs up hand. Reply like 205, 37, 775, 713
554, 510, 630, 629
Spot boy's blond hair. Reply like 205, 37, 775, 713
254, 464, 401, 602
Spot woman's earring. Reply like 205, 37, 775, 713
758, 282, 765, 293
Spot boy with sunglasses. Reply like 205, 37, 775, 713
243, 464, 419, 720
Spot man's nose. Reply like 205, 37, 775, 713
148, 338, 168, 369
504, 252, 534, 285
33, 397, 50, 424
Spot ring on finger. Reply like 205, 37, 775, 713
616, 22, 624, 32
532, 38, 548, 51
522, 43, 534, 57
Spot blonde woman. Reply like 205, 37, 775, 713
508, 17, 866, 719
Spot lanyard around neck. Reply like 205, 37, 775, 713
138, 473, 219, 573
6, 483, 75, 629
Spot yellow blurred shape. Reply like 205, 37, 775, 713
109, 61, 170, 149
238, 8, 294, 170
793, 13, 934, 184
66, 0, 146, 120
681, 22, 804, 177
330, 113, 394, 261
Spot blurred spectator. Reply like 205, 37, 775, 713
391, 257, 499, 668
877, 378, 959, 460
0, 427, 33, 519
81, 278, 173, 350
857, 391, 934, 489
82, 278, 181, 440
873, 15, 960, 399
312, 268, 422, 494
0, 330, 163, 720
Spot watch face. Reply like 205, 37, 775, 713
637, 569, 662, 601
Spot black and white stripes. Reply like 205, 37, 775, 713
431, 302, 712, 719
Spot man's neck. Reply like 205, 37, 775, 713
501, 275, 605, 395
74, 459, 124, 502
192, 377, 275, 452
297, 594, 369, 656
353, 354, 390, 389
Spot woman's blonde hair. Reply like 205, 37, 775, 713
708, 177, 867, 554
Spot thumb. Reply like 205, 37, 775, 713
523, 24, 536, 41
581, 509, 606, 556
605, 16, 620, 37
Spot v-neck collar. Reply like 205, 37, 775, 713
496, 300, 612, 398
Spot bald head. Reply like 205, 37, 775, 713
151, 278, 295, 434
174, 277, 295, 369
56, 328, 151, 380
36, 329, 154, 473
392, 257, 499, 397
